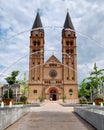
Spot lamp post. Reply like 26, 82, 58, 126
102, 81, 104, 94
90, 86, 93, 102
16, 86, 17, 102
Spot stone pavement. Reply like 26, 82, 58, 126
6, 102, 96, 130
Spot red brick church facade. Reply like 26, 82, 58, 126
28, 11, 79, 103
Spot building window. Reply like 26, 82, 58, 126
49, 63, 57, 67
33, 49, 36, 52
72, 77, 74, 80
66, 49, 69, 54
33, 41, 36, 46
66, 41, 69, 46
70, 41, 73, 46
49, 70, 57, 78
69, 89, 73, 95
69, 49, 73, 54
37, 41, 40, 46
34, 90, 37, 94
66, 49, 73, 54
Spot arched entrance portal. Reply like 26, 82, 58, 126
47, 87, 58, 101
50, 90, 57, 101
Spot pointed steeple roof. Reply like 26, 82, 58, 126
63, 11, 74, 30
32, 11, 43, 29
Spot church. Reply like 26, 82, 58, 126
28, 11, 79, 103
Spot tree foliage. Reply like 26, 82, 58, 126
3, 89, 13, 99
19, 72, 28, 96
4, 70, 19, 99
79, 63, 104, 101
78, 80, 90, 99
5, 71, 19, 85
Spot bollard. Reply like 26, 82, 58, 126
9, 101, 12, 107
93, 102, 95, 106
100, 102, 103, 107
1, 101, 4, 108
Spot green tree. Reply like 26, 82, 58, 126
78, 80, 90, 99
3, 88, 13, 99
88, 63, 104, 95
19, 72, 28, 96
4, 70, 19, 99
79, 63, 104, 101
5, 71, 19, 85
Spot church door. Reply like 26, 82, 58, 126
50, 90, 57, 101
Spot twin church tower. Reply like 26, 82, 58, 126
28, 11, 79, 103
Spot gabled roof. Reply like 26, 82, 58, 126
45, 55, 61, 65
32, 12, 43, 29
63, 11, 74, 30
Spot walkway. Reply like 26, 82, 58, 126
6, 102, 96, 130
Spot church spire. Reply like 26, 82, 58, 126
32, 10, 43, 29
63, 10, 74, 30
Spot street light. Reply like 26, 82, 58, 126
101, 81, 104, 94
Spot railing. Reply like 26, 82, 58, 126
0, 106, 29, 130
74, 105, 104, 130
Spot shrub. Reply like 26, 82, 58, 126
87, 102, 93, 104
62, 95, 66, 100
20, 96, 27, 101
93, 94, 104, 100
81, 101, 93, 104
14, 102, 24, 105
38, 96, 44, 102
80, 96, 87, 102
81, 102, 87, 104
3, 89, 14, 99
98, 102, 104, 105
61, 95, 66, 102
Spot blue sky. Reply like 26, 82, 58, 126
0, 0, 104, 85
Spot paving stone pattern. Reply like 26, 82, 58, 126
6, 102, 96, 130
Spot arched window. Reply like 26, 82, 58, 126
33, 41, 37, 46
66, 49, 69, 53
70, 41, 73, 46
32, 49, 36, 52
37, 41, 40, 46
69, 49, 73, 54
69, 89, 73, 95
66, 41, 69, 46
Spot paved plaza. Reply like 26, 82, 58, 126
6, 102, 96, 130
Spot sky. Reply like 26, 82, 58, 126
0, 0, 104, 85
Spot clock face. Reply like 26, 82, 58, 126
35, 31, 39, 34
33, 31, 39, 36
50, 70, 57, 78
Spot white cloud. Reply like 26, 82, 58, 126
0, 0, 104, 84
